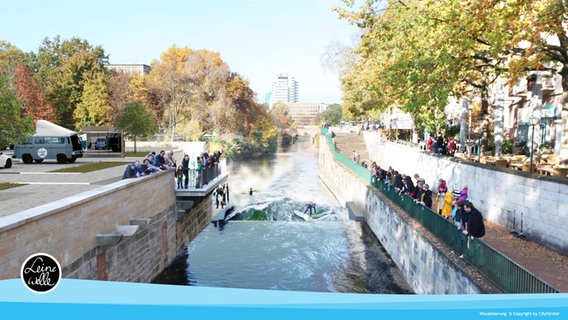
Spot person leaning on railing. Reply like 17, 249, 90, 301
462, 201, 486, 240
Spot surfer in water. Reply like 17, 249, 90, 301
304, 202, 316, 216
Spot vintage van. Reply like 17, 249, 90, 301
13, 120, 84, 164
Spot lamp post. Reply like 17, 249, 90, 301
467, 102, 473, 157
529, 115, 540, 173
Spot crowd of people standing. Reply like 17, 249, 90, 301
122, 149, 224, 189
368, 161, 486, 257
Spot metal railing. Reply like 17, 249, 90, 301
321, 127, 559, 293
180, 159, 226, 189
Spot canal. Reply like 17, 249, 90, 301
153, 139, 413, 294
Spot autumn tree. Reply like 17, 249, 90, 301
73, 71, 111, 128
270, 102, 293, 128
1, 41, 56, 122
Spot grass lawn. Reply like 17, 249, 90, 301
50, 161, 130, 173
0, 182, 25, 191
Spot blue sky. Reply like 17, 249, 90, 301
2, 0, 358, 104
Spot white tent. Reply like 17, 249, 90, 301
34, 120, 76, 137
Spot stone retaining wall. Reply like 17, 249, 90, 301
363, 132, 568, 256
0, 170, 212, 282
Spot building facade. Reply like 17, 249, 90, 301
105, 64, 151, 76
286, 102, 323, 126
269, 73, 298, 107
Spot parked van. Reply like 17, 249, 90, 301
14, 120, 84, 164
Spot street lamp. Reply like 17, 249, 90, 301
467, 102, 473, 157
529, 115, 540, 173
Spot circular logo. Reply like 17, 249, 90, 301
21, 253, 61, 294
37, 148, 48, 158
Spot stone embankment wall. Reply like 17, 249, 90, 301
0, 170, 211, 281
363, 132, 568, 256
319, 135, 495, 294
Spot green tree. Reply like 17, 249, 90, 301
29, 36, 107, 129
318, 103, 343, 125
115, 102, 158, 152
0, 76, 34, 147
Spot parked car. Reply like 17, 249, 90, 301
0, 152, 12, 168
95, 138, 108, 150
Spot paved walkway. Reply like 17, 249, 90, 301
0, 151, 139, 218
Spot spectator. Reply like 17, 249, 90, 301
155, 150, 167, 170
399, 175, 416, 197
176, 165, 183, 189
139, 158, 158, 175
436, 179, 448, 215
459, 184, 469, 201
165, 151, 177, 168
413, 180, 425, 201
195, 156, 203, 188
413, 173, 425, 185
427, 135, 434, 151
451, 191, 463, 227
385, 172, 392, 191
122, 161, 140, 179
447, 136, 457, 156
182, 154, 190, 189
440, 186, 454, 219
453, 199, 467, 258
436, 133, 444, 154
393, 171, 403, 192
415, 183, 433, 208
352, 150, 358, 163
463, 202, 486, 240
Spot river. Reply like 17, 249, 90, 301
153, 138, 413, 294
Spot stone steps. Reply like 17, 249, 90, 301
333, 133, 369, 163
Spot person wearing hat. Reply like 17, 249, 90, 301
451, 190, 463, 227
122, 161, 140, 179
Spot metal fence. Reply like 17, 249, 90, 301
321, 128, 559, 293
182, 159, 226, 189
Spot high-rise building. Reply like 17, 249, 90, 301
269, 73, 298, 107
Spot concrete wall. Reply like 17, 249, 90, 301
319, 135, 497, 294
0, 170, 212, 282
363, 132, 568, 256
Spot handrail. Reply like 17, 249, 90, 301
321, 128, 559, 293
